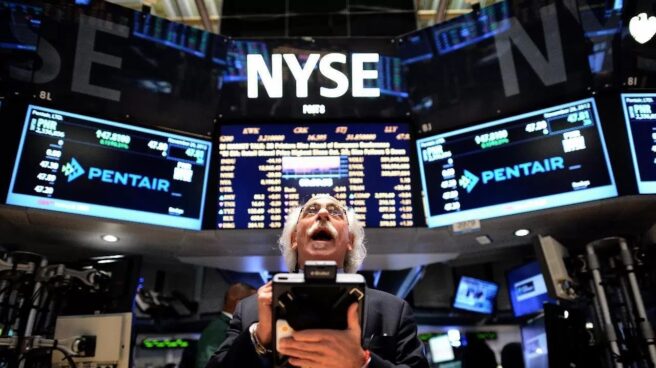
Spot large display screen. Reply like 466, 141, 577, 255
621, 93, 656, 194
452, 276, 498, 314
6, 105, 211, 230
416, 98, 617, 228
507, 261, 555, 318
217, 122, 415, 229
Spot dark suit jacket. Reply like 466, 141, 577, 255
207, 287, 429, 368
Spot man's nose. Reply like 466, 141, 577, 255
316, 207, 330, 220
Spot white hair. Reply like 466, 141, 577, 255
278, 196, 366, 273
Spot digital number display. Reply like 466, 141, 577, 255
416, 98, 617, 228
217, 123, 415, 229
7, 105, 211, 230
621, 93, 656, 194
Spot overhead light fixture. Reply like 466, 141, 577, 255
101, 234, 119, 243
91, 255, 124, 260
97, 259, 117, 264
514, 229, 531, 237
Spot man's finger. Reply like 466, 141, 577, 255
291, 329, 336, 342
278, 341, 327, 357
288, 356, 322, 368
347, 302, 360, 331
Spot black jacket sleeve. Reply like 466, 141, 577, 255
368, 301, 429, 368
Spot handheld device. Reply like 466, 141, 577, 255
272, 261, 366, 368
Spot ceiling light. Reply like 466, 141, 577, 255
91, 255, 124, 260
514, 229, 531, 237
97, 259, 117, 264
101, 234, 119, 243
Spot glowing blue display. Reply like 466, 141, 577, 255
507, 261, 555, 318
453, 276, 498, 314
7, 105, 211, 230
621, 93, 656, 194
416, 98, 617, 228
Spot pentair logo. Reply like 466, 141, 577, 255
61, 158, 86, 183
458, 170, 480, 193
629, 13, 656, 44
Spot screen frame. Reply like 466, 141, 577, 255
6, 103, 213, 230
451, 275, 499, 315
211, 117, 424, 229
415, 96, 618, 228
621, 92, 656, 194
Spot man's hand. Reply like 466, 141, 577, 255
277, 303, 366, 368
255, 281, 273, 346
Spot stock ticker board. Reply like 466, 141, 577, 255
216, 122, 416, 229
6, 105, 211, 230
622, 93, 656, 194
417, 98, 617, 228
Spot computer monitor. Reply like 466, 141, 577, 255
216, 122, 417, 229
452, 276, 498, 314
621, 93, 656, 194
6, 104, 212, 230
507, 261, 556, 318
521, 315, 548, 368
416, 97, 617, 228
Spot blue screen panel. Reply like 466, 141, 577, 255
217, 122, 416, 229
132, 13, 210, 58
0, 0, 41, 51
507, 261, 556, 318
621, 93, 656, 194
416, 98, 617, 228
431, 1, 510, 55
7, 105, 211, 230
521, 316, 548, 368
453, 276, 498, 314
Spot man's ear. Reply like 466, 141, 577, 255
291, 229, 298, 250
348, 232, 355, 251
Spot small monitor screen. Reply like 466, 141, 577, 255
521, 316, 548, 368
0, 0, 41, 51
428, 335, 455, 364
7, 105, 211, 230
621, 93, 656, 194
416, 98, 617, 228
217, 122, 416, 229
507, 261, 555, 318
452, 276, 498, 314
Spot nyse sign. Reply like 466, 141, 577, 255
247, 53, 380, 99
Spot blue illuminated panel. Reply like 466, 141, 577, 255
621, 93, 656, 194
507, 261, 555, 318
453, 276, 498, 314
0, 1, 41, 51
432, 1, 510, 55
7, 105, 211, 230
221, 40, 270, 82
365, 55, 408, 98
217, 123, 415, 229
133, 14, 209, 58
416, 98, 617, 228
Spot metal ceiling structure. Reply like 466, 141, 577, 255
105, 0, 503, 33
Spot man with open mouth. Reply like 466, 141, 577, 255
208, 194, 428, 368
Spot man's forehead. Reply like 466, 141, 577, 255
304, 196, 344, 208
